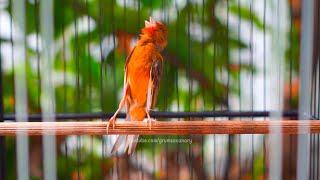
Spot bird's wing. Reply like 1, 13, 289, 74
124, 46, 136, 116
124, 46, 136, 85
146, 58, 163, 111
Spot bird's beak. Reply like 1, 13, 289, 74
145, 16, 156, 28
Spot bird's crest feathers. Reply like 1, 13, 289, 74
145, 16, 156, 28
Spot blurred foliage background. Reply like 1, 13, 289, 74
0, 0, 301, 179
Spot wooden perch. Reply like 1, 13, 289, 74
0, 120, 319, 136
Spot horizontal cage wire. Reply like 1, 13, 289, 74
0, 0, 319, 179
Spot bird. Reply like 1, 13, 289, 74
107, 17, 168, 155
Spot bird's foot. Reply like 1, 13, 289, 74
144, 118, 156, 130
106, 116, 117, 134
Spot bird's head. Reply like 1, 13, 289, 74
142, 17, 168, 49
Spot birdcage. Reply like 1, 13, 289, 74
0, 0, 319, 179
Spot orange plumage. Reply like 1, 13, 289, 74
107, 17, 168, 155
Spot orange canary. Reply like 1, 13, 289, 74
108, 17, 168, 155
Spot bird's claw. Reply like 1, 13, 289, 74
145, 118, 156, 130
107, 116, 116, 134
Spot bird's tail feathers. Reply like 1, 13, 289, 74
111, 114, 139, 155
111, 135, 139, 155
111, 135, 127, 154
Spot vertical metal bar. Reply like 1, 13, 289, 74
62, 0, 67, 117
0, 4, 6, 179
98, 0, 106, 178
312, 131, 315, 178
288, 0, 294, 177
8, 3, 16, 178
111, 0, 120, 177
212, 0, 217, 178
138, 0, 140, 30
72, 1, 81, 179
40, 0, 56, 179
263, 0, 267, 178
201, 0, 205, 179
151, 0, 156, 177
111, 0, 117, 114
61, 0, 69, 178
317, 51, 320, 179
313, 2, 320, 178
9, 0, 15, 108
34, 0, 41, 110
98, 0, 103, 113
150, 0, 153, 16
12, 0, 29, 179
34, 1, 42, 179
298, 0, 314, 179
174, 1, 180, 179
311, 1, 319, 178
141, 154, 145, 180
310, 56, 316, 178
85, 0, 94, 179
317, 11, 320, 177
187, 0, 191, 116
186, 1, 193, 179
123, 0, 127, 58
237, 0, 242, 178
161, 1, 170, 179
123, 1, 130, 178
311, 27, 317, 176
289, 2, 293, 110
225, 0, 233, 179
249, 1, 254, 179
226, 0, 229, 102
201, 0, 205, 107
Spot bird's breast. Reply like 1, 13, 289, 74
126, 45, 156, 120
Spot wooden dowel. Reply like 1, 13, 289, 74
0, 120, 319, 136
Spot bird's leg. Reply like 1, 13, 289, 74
107, 83, 129, 134
145, 71, 156, 130
145, 110, 156, 130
